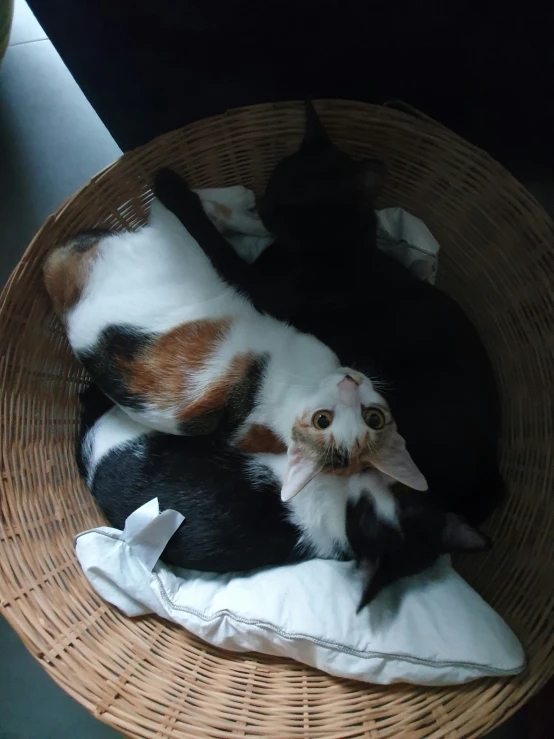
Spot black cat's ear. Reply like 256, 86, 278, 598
358, 159, 387, 200
301, 99, 332, 150
441, 513, 492, 553
356, 562, 391, 612
346, 497, 383, 560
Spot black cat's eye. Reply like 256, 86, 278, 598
312, 410, 333, 430
363, 407, 386, 430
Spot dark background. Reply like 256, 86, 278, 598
27, 0, 554, 176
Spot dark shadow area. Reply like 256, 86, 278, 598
27, 0, 554, 175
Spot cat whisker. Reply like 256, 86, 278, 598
370, 376, 393, 392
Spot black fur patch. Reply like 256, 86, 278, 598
71, 228, 114, 252
228, 352, 268, 424
80, 414, 305, 572
346, 484, 491, 610
77, 324, 153, 411
177, 352, 268, 435
79, 325, 269, 435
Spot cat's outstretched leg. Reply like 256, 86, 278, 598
154, 168, 254, 296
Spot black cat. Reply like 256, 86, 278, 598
154, 101, 504, 527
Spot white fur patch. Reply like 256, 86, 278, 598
68, 202, 245, 353
250, 454, 351, 558
248, 456, 400, 559
83, 406, 150, 486
347, 470, 400, 529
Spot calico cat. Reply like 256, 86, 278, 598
154, 102, 504, 526
78, 384, 489, 605
44, 197, 426, 502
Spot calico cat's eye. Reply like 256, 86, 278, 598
312, 410, 333, 430
363, 407, 386, 430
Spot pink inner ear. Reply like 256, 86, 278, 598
280, 443, 323, 502
371, 429, 428, 491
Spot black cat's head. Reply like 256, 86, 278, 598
346, 486, 491, 611
258, 101, 386, 254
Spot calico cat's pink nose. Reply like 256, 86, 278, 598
338, 375, 361, 406
342, 373, 361, 386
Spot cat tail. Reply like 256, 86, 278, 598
153, 168, 249, 289
152, 169, 208, 238
153, 169, 202, 219
302, 99, 332, 150
154, 168, 251, 294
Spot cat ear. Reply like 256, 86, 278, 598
301, 99, 332, 150
441, 514, 491, 553
358, 159, 386, 199
371, 429, 428, 491
357, 563, 391, 612
280, 442, 323, 502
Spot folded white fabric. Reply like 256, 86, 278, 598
76, 498, 525, 686
376, 207, 439, 283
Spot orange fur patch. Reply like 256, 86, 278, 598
212, 202, 233, 219
43, 242, 99, 318
123, 319, 232, 411
235, 424, 287, 455
122, 319, 262, 424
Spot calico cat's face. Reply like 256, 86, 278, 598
281, 369, 427, 501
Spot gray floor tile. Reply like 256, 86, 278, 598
8, 0, 47, 46
0, 38, 121, 285
0, 616, 122, 738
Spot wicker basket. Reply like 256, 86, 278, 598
1, 101, 553, 739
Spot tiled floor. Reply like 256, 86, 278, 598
0, 0, 121, 286
0, 2, 549, 737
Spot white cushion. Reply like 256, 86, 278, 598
75, 498, 525, 686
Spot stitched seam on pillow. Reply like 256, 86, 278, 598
153, 575, 523, 675
75, 529, 525, 675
